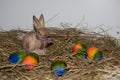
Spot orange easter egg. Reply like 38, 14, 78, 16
86, 47, 102, 60
22, 53, 39, 69
72, 44, 88, 58
72, 44, 88, 53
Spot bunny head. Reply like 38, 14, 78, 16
33, 14, 49, 39
33, 14, 53, 48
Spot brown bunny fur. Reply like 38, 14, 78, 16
23, 14, 52, 55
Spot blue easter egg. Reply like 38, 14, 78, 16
54, 69, 67, 76
9, 53, 20, 64
8, 51, 26, 64
51, 60, 67, 76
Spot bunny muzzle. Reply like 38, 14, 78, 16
40, 37, 53, 49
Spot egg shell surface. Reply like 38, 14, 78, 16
72, 44, 88, 53
22, 53, 39, 69
8, 51, 26, 64
86, 47, 102, 60
51, 60, 67, 76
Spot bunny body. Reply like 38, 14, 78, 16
23, 14, 52, 55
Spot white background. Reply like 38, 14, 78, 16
0, 0, 120, 38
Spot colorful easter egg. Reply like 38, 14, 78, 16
86, 47, 103, 60
72, 43, 88, 58
8, 51, 26, 64
51, 60, 67, 76
22, 53, 39, 69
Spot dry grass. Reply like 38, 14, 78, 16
0, 27, 120, 80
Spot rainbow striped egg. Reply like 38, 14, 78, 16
8, 51, 26, 64
86, 47, 102, 60
22, 53, 39, 69
72, 43, 88, 58
51, 60, 67, 76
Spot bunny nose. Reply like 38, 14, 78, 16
46, 36, 50, 38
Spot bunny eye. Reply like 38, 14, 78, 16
37, 31, 41, 34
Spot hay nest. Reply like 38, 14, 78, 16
0, 27, 120, 80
